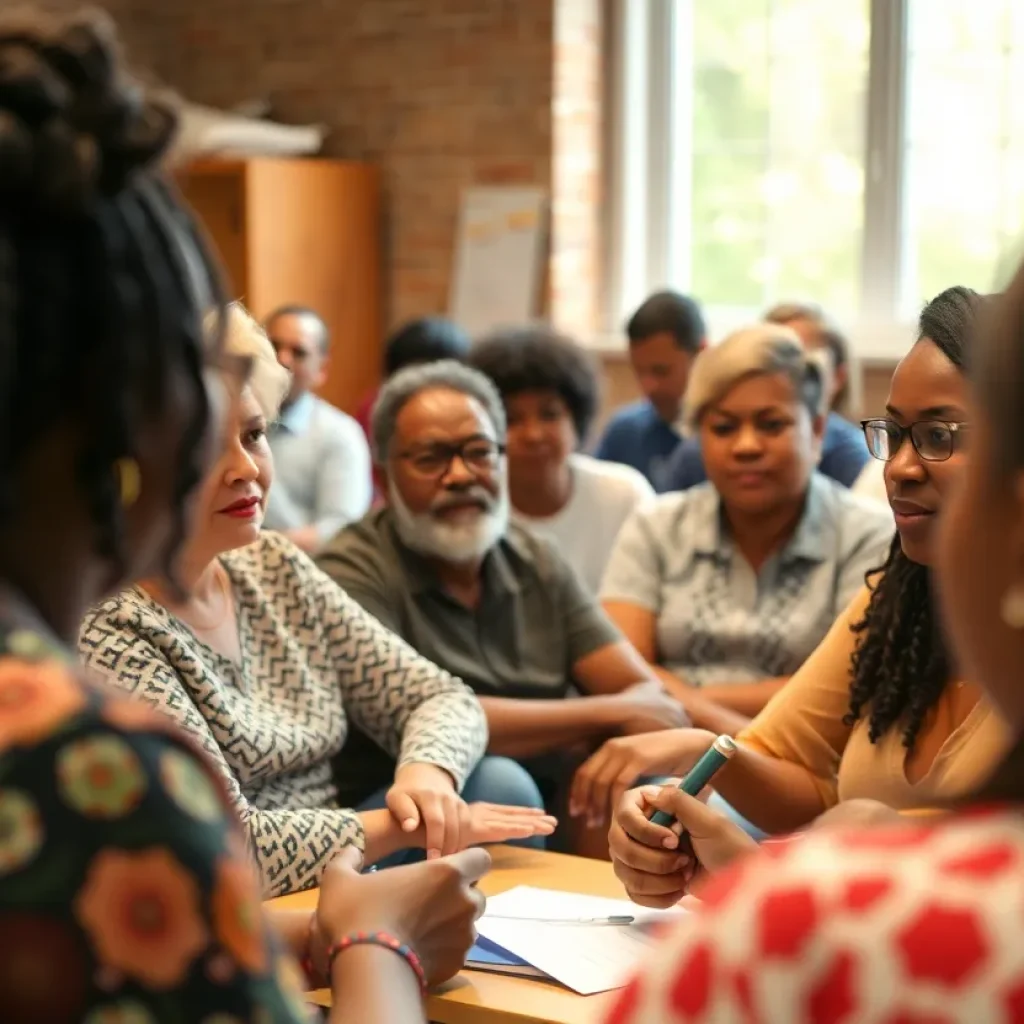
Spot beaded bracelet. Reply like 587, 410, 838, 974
327, 931, 427, 994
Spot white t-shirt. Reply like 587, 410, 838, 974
512, 453, 655, 592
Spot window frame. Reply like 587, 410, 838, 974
602, 0, 915, 367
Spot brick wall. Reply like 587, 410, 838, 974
550, 0, 603, 339
42, 0, 605, 335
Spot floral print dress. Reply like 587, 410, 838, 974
0, 621, 310, 1023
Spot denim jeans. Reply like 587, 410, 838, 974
357, 755, 548, 868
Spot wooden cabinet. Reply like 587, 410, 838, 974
176, 157, 381, 414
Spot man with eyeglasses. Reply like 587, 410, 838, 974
318, 361, 689, 852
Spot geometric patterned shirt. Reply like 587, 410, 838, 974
604, 809, 1024, 1024
600, 473, 894, 686
78, 531, 488, 897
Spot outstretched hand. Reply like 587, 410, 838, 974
387, 764, 558, 857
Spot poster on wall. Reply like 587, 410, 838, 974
449, 186, 548, 338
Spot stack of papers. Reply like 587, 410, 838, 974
467, 885, 686, 995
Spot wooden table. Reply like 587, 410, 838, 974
268, 846, 623, 1024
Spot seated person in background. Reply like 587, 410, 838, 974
600, 286, 1009, 862
660, 301, 870, 492
356, 316, 471, 503
594, 290, 706, 487
600, 270, 1024, 1024
600, 323, 892, 739
356, 316, 471, 443
80, 306, 554, 897
318, 360, 689, 841
468, 325, 654, 592
262, 304, 372, 552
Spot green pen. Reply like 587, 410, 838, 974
648, 735, 738, 827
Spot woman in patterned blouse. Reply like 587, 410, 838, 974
598, 245, 1024, 1024
80, 303, 556, 897
0, 10, 519, 1022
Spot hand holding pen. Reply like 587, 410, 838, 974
608, 736, 758, 910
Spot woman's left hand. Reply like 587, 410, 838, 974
386, 763, 469, 859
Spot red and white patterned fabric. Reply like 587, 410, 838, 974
604, 809, 1024, 1024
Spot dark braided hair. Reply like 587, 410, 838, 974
0, 9, 227, 584
844, 286, 981, 749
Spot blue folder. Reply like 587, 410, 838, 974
466, 934, 548, 979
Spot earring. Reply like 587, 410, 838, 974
115, 458, 142, 508
1000, 585, 1024, 630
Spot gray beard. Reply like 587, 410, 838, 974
389, 483, 509, 564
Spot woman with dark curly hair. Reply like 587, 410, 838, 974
596, 287, 1010, 864
0, 9, 496, 1022
469, 325, 654, 591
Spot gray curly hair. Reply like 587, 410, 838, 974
370, 359, 507, 463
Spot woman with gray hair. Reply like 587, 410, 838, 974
593, 324, 894, 739
79, 304, 555, 897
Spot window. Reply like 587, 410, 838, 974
903, 0, 1024, 305
606, 0, 1024, 357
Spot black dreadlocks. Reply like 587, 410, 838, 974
844, 285, 980, 749
0, 9, 226, 582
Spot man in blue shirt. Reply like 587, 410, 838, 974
659, 302, 870, 493
593, 291, 706, 486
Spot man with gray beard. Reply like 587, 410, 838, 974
318, 361, 688, 852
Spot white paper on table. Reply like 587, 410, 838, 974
476, 886, 687, 996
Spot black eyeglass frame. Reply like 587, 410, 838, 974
395, 438, 508, 479
860, 418, 968, 464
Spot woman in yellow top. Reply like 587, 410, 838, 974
587, 286, 1011, 856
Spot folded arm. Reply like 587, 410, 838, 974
601, 599, 757, 735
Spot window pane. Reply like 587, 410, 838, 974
904, 0, 1024, 305
683, 0, 869, 315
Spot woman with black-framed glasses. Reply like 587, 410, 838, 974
607, 285, 1013, 914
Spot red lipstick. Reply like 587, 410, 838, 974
219, 496, 260, 519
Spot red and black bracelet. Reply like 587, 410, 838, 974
326, 931, 427, 994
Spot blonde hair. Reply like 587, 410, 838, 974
683, 323, 825, 432
223, 302, 290, 419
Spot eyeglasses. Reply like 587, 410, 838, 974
397, 439, 506, 479
861, 418, 968, 463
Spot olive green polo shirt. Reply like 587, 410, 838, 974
317, 508, 623, 699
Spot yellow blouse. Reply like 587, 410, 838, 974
737, 585, 1012, 812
